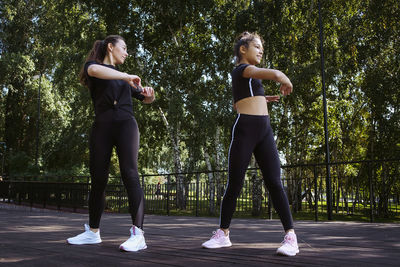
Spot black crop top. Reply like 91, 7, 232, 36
231, 64, 265, 103
84, 61, 145, 121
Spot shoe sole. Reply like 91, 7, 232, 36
119, 245, 147, 252
202, 243, 232, 249
66, 240, 102, 245
276, 249, 299, 256
67, 241, 101, 245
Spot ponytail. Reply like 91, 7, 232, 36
79, 35, 125, 88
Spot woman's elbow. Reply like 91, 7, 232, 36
272, 70, 283, 81
87, 65, 100, 77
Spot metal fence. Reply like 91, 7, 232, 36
1, 159, 399, 222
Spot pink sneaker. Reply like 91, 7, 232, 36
202, 229, 232, 249
276, 232, 299, 256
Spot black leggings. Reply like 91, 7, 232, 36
220, 114, 294, 231
89, 117, 144, 229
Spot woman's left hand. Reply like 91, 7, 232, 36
141, 87, 154, 97
265, 95, 280, 103
141, 87, 155, 103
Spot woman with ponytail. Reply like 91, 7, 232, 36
67, 35, 154, 252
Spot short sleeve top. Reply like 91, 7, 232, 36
84, 61, 145, 121
231, 64, 265, 103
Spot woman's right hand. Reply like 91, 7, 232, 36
279, 80, 293, 96
124, 74, 141, 88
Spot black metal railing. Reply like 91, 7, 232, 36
1, 159, 399, 222
0, 180, 89, 212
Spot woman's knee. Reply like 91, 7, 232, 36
264, 177, 284, 191
224, 182, 244, 199
122, 173, 141, 189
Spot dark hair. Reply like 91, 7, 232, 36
79, 35, 125, 87
233, 31, 264, 64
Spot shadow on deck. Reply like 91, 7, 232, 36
0, 203, 399, 266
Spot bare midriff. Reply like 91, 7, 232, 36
235, 96, 268, 116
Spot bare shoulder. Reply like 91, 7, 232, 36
242, 65, 260, 78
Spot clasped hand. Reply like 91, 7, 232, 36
125, 74, 154, 98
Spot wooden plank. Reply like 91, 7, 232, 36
0, 203, 399, 267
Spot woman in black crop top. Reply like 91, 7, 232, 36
67, 35, 154, 252
202, 32, 299, 256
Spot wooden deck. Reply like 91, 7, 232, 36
0, 203, 399, 266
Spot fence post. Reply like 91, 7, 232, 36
314, 166, 318, 222
18, 183, 22, 205
43, 183, 47, 209
73, 184, 77, 212
196, 173, 200, 217
57, 184, 61, 210
369, 162, 374, 223
7, 181, 11, 203
30, 182, 34, 208
318, 0, 333, 221
268, 192, 272, 220
167, 174, 170, 216
118, 184, 122, 213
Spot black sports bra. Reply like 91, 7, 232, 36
231, 64, 265, 103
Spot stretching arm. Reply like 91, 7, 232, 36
87, 64, 141, 88
242, 65, 293, 96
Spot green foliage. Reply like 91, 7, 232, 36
0, 0, 398, 212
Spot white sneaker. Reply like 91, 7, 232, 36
202, 229, 232, 249
276, 232, 299, 256
67, 224, 102, 245
119, 226, 147, 252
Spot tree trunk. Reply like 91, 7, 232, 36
379, 164, 389, 218
204, 150, 215, 215
159, 107, 185, 209
214, 128, 224, 207
296, 169, 303, 212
